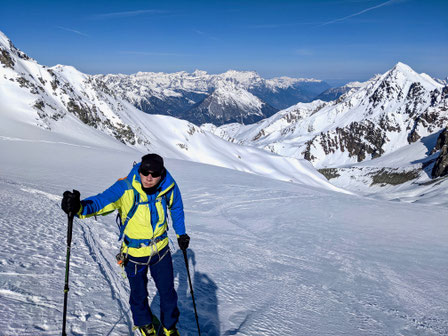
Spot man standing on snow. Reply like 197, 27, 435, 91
61, 153, 190, 336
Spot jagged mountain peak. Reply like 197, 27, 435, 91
382, 62, 442, 90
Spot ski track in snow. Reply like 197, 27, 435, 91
0, 136, 93, 149
1, 172, 448, 335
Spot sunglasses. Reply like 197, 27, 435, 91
139, 168, 162, 178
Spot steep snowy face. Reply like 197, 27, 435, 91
96, 69, 330, 125
209, 63, 448, 168
0, 32, 149, 148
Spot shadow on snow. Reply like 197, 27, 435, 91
150, 248, 220, 336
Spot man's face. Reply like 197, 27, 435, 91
140, 172, 162, 188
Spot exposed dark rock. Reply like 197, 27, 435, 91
313, 121, 387, 163
370, 168, 420, 186
318, 168, 341, 180
0, 48, 15, 68
33, 100, 45, 111
406, 82, 425, 100
67, 99, 100, 127
38, 77, 46, 86
107, 121, 136, 145
432, 146, 448, 178
253, 129, 265, 141
432, 128, 448, 178
430, 89, 441, 106
369, 80, 398, 108
302, 139, 317, 161
407, 129, 421, 143
16, 76, 31, 88
433, 127, 448, 152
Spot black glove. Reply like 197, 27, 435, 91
61, 190, 81, 216
178, 234, 190, 251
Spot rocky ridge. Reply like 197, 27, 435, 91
0, 31, 152, 148
209, 62, 448, 170
432, 127, 448, 178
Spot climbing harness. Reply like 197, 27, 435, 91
114, 175, 172, 276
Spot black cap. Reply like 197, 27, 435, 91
139, 153, 164, 173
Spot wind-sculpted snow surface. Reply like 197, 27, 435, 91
1, 128, 448, 335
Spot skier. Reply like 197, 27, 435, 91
61, 153, 190, 336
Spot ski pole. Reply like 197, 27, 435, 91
62, 211, 74, 336
182, 249, 201, 336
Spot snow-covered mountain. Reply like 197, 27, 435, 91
96, 70, 330, 126
0, 30, 342, 192
205, 63, 448, 203
182, 83, 278, 125
314, 81, 366, 101
208, 62, 448, 168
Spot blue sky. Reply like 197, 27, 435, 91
1, 0, 447, 84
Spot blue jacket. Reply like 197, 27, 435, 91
78, 163, 185, 257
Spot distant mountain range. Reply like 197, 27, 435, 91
96, 70, 330, 126
314, 81, 365, 101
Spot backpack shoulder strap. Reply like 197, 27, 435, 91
117, 178, 140, 241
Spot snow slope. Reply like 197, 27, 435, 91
318, 131, 448, 206
0, 30, 346, 194
1, 113, 448, 336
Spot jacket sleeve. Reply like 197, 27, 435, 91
78, 179, 127, 219
168, 183, 186, 236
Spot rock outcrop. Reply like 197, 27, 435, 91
432, 127, 448, 178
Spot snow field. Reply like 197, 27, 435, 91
1, 143, 448, 335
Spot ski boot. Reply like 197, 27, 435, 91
136, 324, 157, 336
163, 326, 180, 336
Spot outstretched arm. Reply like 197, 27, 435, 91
78, 179, 127, 218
